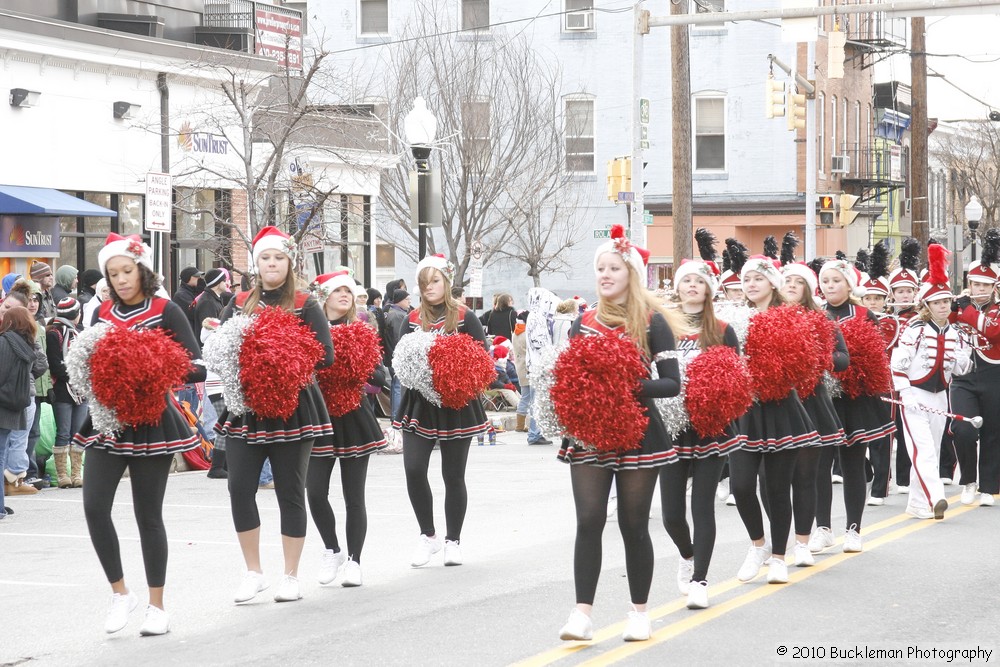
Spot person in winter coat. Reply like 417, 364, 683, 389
0, 306, 42, 519
524, 287, 557, 445
46, 298, 89, 489
77, 269, 103, 305
512, 312, 531, 432
480, 294, 517, 341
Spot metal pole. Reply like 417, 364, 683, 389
805, 42, 817, 261
631, 5, 646, 250
412, 145, 431, 260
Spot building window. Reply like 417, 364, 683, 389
854, 101, 861, 149
694, 0, 725, 28
564, 0, 594, 32
831, 95, 838, 159
462, 0, 489, 31
359, 0, 389, 34
462, 98, 491, 164
564, 97, 595, 173
694, 96, 725, 171
817, 92, 825, 173
842, 97, 849, 152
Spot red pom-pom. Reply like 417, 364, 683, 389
744, 305, 824, 403
550, 333, 649, 452
240, 306, 324, 419
317, 321, 382, 417
835, 316, 892, 398
428, 333, 496, 409
685, 345, 753, 437
90, 326, 192, 426
796, 308, 836, 399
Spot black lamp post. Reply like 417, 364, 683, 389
404, 97, 438, 261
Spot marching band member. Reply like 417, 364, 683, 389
861, 240, 894, 505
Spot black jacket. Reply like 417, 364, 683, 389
480, 305, 516, 341
172, 282, 202, 331
0, 331, 36, 429
193, 288, 226, 344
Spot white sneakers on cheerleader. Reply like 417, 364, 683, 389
716, 479, 730, 502
765, 557, 788, 584
793, 542, 814, 567
843, 525, 863, 553
866, 496, 885, 506
340, 560, 363, 587
737, 542, 770, 582
980, 493, 995, 507
234, 571, 268, 603
318, 549, 347, 585
621, 606, 651, 642
444, 540, 463, 566
104, 589, 138, 634
686, 581, 709, 610
677, 557, 694, 595
896, 485, 910, 495
139, 605, 170, 636
273, 575, 302, 602
808, 526, 834, 553
410, 534, 443, 567
961, 483, 978, 506
558, 609, 593, 641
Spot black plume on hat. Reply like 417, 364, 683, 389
899, 237, 920, 271
780, 232, 799, 266
721, 249, 731, 273
981, 228, 1000, 266
695, 228, 717, 262
763, 235, 779, 260
725, 238, 749, 275
807, 257, 825, 276
835, 250, 848, 261
855, 248, 870, 274
869, 241, 889, 280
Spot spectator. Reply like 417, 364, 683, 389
193, 269, 228, 342
366, 288, 382, 309
553, 298, 580, 348
52, 265, 78, 304
383, 279, 407, 312
525, 288, 558, 445
82, 279, 109, 328
0, 305, 46, 505
480, 293, 516, 341
29, 261, 56, 320
511, 312, 530, 432
172, 267, 204, 330
46, 298, 88, 488
77, 269, 103, 305
384, 289, 411, 419
2, 273, 21, 297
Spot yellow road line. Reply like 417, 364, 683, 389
513, 494, 970, 667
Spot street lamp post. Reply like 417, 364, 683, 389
966, 195, 984, 264
404, 97, 438, 260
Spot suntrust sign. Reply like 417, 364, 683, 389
177, 121, 229, 155
1, 215, 59, 257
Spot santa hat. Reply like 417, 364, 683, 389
781, 262, 818, 296
741, 255, 784, 291
98, 233, 155, 274
594, 225, 650, 278
415, 253, 456, 287
492, 335, 509, 347
673, 259, 720, 294
56, 296, 81, 320
820, 259, 867, 298
492, 346, 509, 360
251, 226, 296, 265
312, 270, 355, 301
917, 243, 953, 303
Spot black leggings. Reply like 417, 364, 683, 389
306, 455, 371, 562
82, 448, 174, 587
792, 447, 823, 536
660, 456, 726, 583
815, 443, 867, 531
729, 449, 798, 556
227, 437, 313, 537
402, 432, 471, 541
571, 464, 660, 606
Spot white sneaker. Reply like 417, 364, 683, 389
716, 480, 730, 502
961, 483, 978, 506
792, 542, 814, 567
737, 543, 770, 582
941, 477, 954, 486
339, 560, 362, 587
677, 557, 694, 595
444, 539, 463, 566
896, 485, 909, 495
905, 505, 933, 520
933, 498, 948, 520
725, 494, 736, 506
234, 570, 268, 603
104, 589, 138, 633
831, 474, 843, 484
410, 534, 443, 567
318, 549, 347, 585
808, 526, 834, 554
867, 496, 885, 506
621, 606, 651, 642
843, 525, 863, 553
273, 574, 302, 602
981, 493, 995, 507
138, 605, 170, 636
686, 580, 709, 609
765, 557, 788, 584
558, 608, 593, 641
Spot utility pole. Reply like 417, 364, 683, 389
631, 6, 648, 251
910, 17, 929, 260
671, 0, 692, 264
805, 42, 817, 261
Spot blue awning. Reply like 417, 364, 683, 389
0, 185, 118, 217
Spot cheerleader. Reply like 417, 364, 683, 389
661, 245, 741, 610
306, 271, 387, 587
811, 259, 895, 554
77, 234, 205, 635
393, 254, 490, 569
893, 244, 972, 518
216, 227, 334, 605
731, 256, 819, 585
950, 228, 1000, 507
780, 262, 848, 567
557, 227, 681, 643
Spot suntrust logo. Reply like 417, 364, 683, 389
8, 223, 52, 247
177, 121, 228, 155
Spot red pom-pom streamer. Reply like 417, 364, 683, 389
744, 305, 824, 403
550, 333, 649, 452
685, 345, 753, 438
90, 326, 192, 427
317, 321, 383, 417
240, 306, 324, 419
427, 333, 496, 409
796, 308, 836, 399
834, 316, 892, 399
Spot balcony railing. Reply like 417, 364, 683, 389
839, 1, 906, 49
198, 2, 303, 68
834, 142, 908, 186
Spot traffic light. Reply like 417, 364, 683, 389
819, 194, 835, 226
766, 76, 786, 119
787, 90, 806, 131
828, 23, 846, 79
606, 157, 631, 202
839, 194, 860, 227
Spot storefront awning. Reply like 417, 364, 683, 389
0, 185, 117, 217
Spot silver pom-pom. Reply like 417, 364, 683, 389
713, 301, 754, 346
528, 345, 568, 440
392, 330, 442, 407
202, 314, 252, 416
652, 351, 691, 438
65, 323, 122, 436
822, 371, 842, 399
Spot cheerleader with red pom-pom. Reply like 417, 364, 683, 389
215, 227, 334, 605
731, 256, 821, 587
306, 271, 386, 588
556, 226, 682, 644
393, 254, 491, 570
811, 258, 895, 555
660, 231, 746, 610
74, 234, 205, 636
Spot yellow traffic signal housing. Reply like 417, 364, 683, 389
787, 92, 806, 131
766, 77, 786, 119
839, 194, 861, 227
606, 157, 632, 202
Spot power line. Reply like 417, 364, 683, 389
928, 66, 998, 111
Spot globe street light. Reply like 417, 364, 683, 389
404, 97, 438, 260
966, 195, 984, 263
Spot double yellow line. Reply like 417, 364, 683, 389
514, 496, 975, 667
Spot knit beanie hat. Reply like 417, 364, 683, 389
204, 268, 226, 289
56, 296, 81, 319
392, 289, 410, 304
29, 261, 52, 280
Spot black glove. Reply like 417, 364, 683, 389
954, 295, 972, 312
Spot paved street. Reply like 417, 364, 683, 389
2, 427, 998, 667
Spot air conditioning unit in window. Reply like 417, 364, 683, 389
565, 11, 593, 31
831, 155, 850, 174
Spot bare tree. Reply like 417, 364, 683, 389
932, 121, 1000, 230
363, 0, 589, 286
